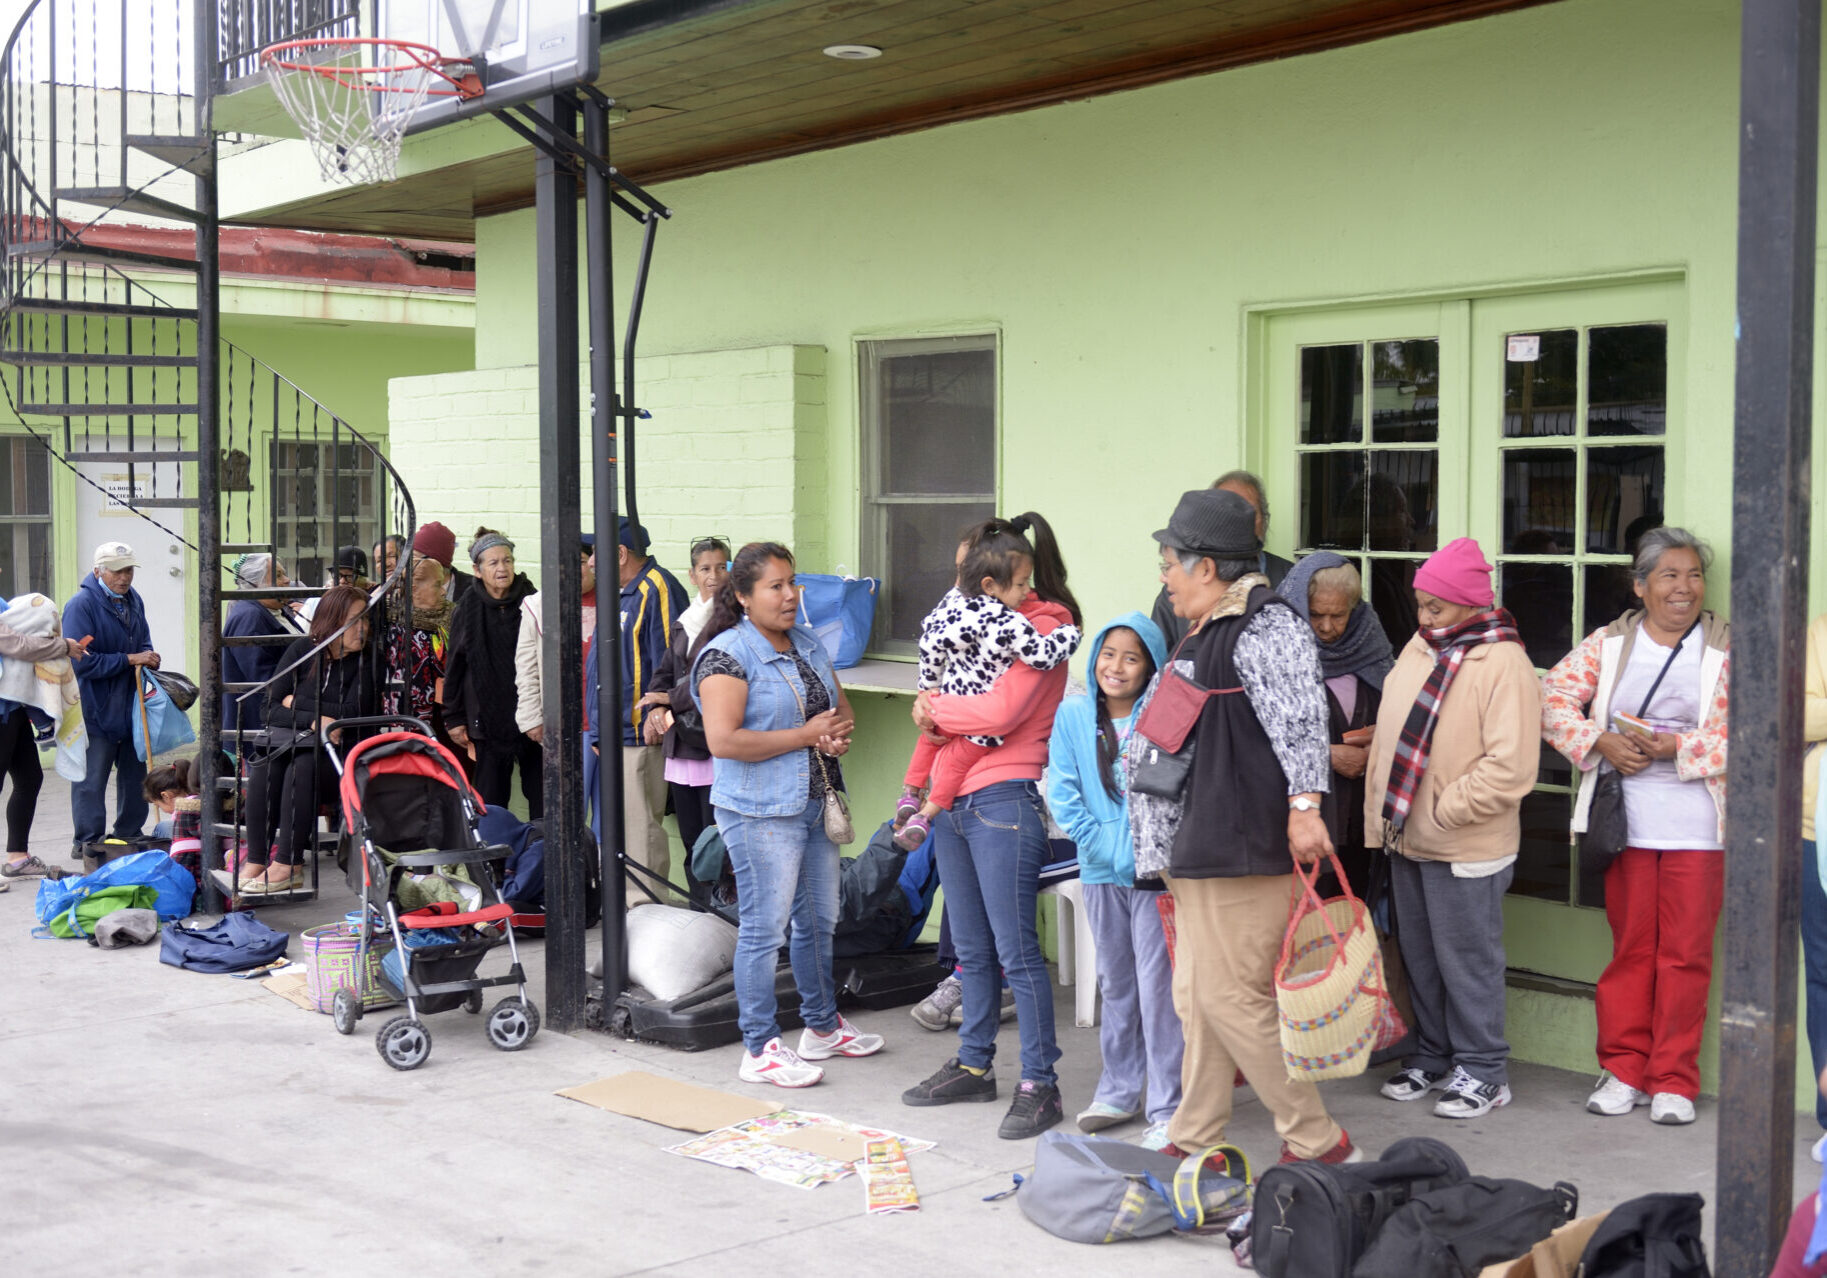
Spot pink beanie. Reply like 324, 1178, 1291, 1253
1411, 537, 1494, 607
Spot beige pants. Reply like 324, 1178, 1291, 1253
1165, 872, 1343, 1159
622, 745, 671, 906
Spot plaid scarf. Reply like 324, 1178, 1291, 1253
1379, 608, 1522, 841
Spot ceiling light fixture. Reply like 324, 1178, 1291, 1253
823, 44, 882, 60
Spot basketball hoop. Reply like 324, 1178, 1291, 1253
260, 38, 484, 186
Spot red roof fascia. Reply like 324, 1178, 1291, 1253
16, 216, 473, 290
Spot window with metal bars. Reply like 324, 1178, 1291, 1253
859, 335, 997, 655
0, 436, 53, 596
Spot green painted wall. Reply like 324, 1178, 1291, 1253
428, 0, 1827, 1102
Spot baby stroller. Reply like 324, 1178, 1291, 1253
322, 716, 538, 1070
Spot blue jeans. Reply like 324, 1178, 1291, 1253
70, 732, 148, 848
932, 779, 1060, 1085
717, 797, 841, 1056
1804, 840, 1827, 1128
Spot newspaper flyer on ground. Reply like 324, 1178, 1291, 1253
861, 1136, 920, 1213
665, 1109, 934, 1190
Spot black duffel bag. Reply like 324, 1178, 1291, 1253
1252, 1136, 1470, 1278
1354, 1176, 1578, 1278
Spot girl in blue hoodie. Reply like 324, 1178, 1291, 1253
1047, 612, 1183, 1148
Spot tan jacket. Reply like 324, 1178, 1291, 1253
1804, 613, 1827, 841
1363, 634, 1542, 862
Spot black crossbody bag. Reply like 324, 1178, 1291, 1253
1580, 620, 1701, 876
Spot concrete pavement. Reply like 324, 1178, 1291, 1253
2, 783, 1819, 1276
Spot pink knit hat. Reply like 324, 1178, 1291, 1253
1411, 537, 1494, 607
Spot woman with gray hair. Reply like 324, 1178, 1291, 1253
1542, 526, 1730, 1128
1278, 552, 1394, 894
221, 552, 302, 744
443, 527, 542, 815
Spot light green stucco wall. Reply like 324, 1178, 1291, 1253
387, 0, 1827, 1103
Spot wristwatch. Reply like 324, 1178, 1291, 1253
1288, 796, 1320, 812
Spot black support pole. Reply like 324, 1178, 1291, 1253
583, 95, 628, 1000
193, 0, 222, 914
534, 94, 587, 1033
1716, 0, 1819, 1270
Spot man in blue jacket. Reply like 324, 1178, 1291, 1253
583, 519, 685, 905
64, 541, 161, 864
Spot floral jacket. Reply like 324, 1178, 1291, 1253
1540, 608, 1730, 842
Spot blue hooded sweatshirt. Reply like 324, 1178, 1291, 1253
1047, 611, 1168, 887
63, 570, 154, 742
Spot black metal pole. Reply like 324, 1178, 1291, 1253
534, 94, 587, 1033
621, 212, 658, 534
583, 95, 628, 999
1716, 0, 1819, 1270
193, 0, 222, 914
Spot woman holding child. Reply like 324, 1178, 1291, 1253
900, 513, 1082, 1141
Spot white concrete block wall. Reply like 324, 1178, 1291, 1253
387, 345, 829, 582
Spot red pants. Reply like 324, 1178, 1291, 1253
1595, 847, 1723, 1100
902, 736, 991, 811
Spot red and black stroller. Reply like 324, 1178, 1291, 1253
322, 717, 538, 1070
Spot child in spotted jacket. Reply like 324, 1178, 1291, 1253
893, 533, 1081, 851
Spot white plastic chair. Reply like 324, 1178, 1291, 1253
1040, 877, 1098, 1027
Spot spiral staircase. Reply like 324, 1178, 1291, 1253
0, 0, 415, 908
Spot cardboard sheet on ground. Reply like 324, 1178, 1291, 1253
262, 971, 315, 1010
556, 1070, 784, 1132
666, 1110, 934, 1190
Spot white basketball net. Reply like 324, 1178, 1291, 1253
261, 40, 466, 186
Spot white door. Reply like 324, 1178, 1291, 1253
72, 448, 188, 663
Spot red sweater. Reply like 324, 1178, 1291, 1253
923, 596, 1074, 799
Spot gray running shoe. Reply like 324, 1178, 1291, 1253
950, 984, 1018, 1027
1, 854, 63, 880
911, 974, 963, 1031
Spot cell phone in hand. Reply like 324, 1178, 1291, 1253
1340, 726, 1375, 747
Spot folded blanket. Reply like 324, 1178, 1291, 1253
0, 593, 87, 778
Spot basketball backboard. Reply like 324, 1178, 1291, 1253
381, 0, 599, 133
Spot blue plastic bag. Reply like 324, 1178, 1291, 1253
132, 667, 196, 762
796, 574, 878, 669
34, 850, 196, 924
159, 911, 288, 973
380, 925, 465, 993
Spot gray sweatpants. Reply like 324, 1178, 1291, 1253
1389, 854, 1512, 1086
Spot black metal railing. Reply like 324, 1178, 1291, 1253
0, 0, 418, 902
217, 0, 361, 87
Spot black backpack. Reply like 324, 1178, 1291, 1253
1577, 1193, 1710, 1277
1354, 1176, 1579, 1277
1251, 1136, 1470, 1277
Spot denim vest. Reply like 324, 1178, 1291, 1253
691, 619, 840, 818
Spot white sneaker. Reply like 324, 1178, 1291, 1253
798, 1015, 885, 1061
1813, 1131, 1827, 1164
1649, 1092, 1696, 1126
1139, 1120, 1172, 1152
739, 1037, 824, 1088
1432, 1066, 1511, 1119
1587, 1071, 1649, 1116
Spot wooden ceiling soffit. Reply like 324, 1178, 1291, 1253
607, 0, 1563, 188
242, 0, 1564, 237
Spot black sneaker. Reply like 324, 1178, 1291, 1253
999, 1080, 1064, 1139
901, 1057, 998, 1107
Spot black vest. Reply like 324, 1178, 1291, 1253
1170, 587, 1300, 880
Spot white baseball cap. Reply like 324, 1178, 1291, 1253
92, 541, 140, 572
